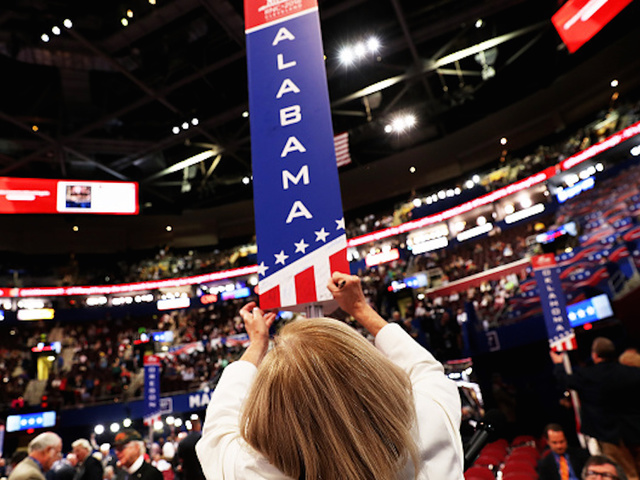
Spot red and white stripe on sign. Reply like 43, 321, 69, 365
551, 334, 577, 352
259, 236, 349, 309
334, 132, 351, 168
143, 414, 161, 426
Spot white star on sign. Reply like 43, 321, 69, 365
257, 262, 268, 276
335, 217, 345, 230
274, 250, 289, 265
294, 239, 309, 254
315, 228, 329, 242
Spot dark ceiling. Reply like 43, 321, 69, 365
1, 0, 640, 253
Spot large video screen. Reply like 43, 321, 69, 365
567, 293, 614, 327
0, 177, 138, 214
6, 411, 57, 433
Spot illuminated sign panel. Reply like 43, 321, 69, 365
0, 177, 138, 214
6, 411, 56, 432
552, 0, 633, 53
365, 248, 400, 267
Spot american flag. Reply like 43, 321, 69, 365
334, 132, 351, 167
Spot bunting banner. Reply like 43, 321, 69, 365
532, 254, 577, 351
244, 0, 349, 310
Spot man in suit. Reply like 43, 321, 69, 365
72, 438, 103, 480
537, 424, 590, 480
551, 337, 640, 480
9, 432, 63, 480
113, 429, 162, 480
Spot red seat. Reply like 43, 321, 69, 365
501, 461, 537, 477
511, 435, 537, 447
508, 446, 539, 463
502, 472, 538, 480
464, 465, 495, 480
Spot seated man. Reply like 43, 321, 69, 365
538, 423, 590, 480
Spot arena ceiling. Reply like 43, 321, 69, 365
1, 0, 640, 252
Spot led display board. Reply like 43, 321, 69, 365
6, 411, 56, 433
0, 177, 138, 214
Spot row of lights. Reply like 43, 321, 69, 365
70, 225, 174, 232
171, 118, 199, 135
338, 36, 380, 65
385, 114, 416, 134
561, 163, 603, 188
41, 19, 73, 43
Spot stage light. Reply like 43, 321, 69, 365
172, 126, 180, 135
242, 176, 250, 185
611, 79, 619, 88
446, 189, 454, 197
149, 0, 156, 4
477, 216, 487, 226
412, 198, 421, 207
166, 416, 175, 425
354, 43, 366, 57
181, 122, 189, 130
127, 9, 134, 18
465, 179, 474, 189
94, 425, 105, 435
41, 34, 50, 42
500, 137, 507, 145
32, 125, 39, 132
472, 174, 480, 183
437, 190, 446, 199
475, 19, 483, 28
409, 166, 416, 174
166, 225, 172, 232
454, 187, 461, 195
504, 203, 515, 214
52, 26, 61, 36
72, 226, 79, 232
367, 37, 380, 52
384, 124, 392, 133
123, 418, 132, 428
242, 111, 249, 118
174, 418, 183, 427
339, 47, 355, 65
121, 18, 129, 26
153, 420, 163, 431
190, 118, 199, 126
63, 19, 73, 28
110, 423, 120, 433
595, 162, 604, 171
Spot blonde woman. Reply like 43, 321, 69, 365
196, 272, 464, 479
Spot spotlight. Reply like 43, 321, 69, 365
41, 33, 50, 42
242, 111, 249, 118
500, 137, 507, 145
475, 19, 483, 28
110, 423, 120, 433
123, 418, 132, 428
465, 180, 474, 189
339, 47, 355, 65
52, 26, 61, 35
472, 174, 480, 183
367, 37, 380, 52
384, 125, 393, 133
412, 198, 421, 207
63, 19, 73, 28
127, 9, 134, 18
242, 176, 250, 185
610, 79, 619, 88
172, 126, 180, 134
191, 118, 199, 126
354, 43, 366, 57
94, 425, 105, 435
409, 166, 416, 174
504, 204, 515, 215
181, 122, 189, 130
166, 225, 173, 232
121, 18, 129, 27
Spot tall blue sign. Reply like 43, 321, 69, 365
143, 355, 161, 423
244, 0, 349, 310
532, 254, 577, 351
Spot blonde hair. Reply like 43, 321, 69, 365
240, 318, 418, 480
